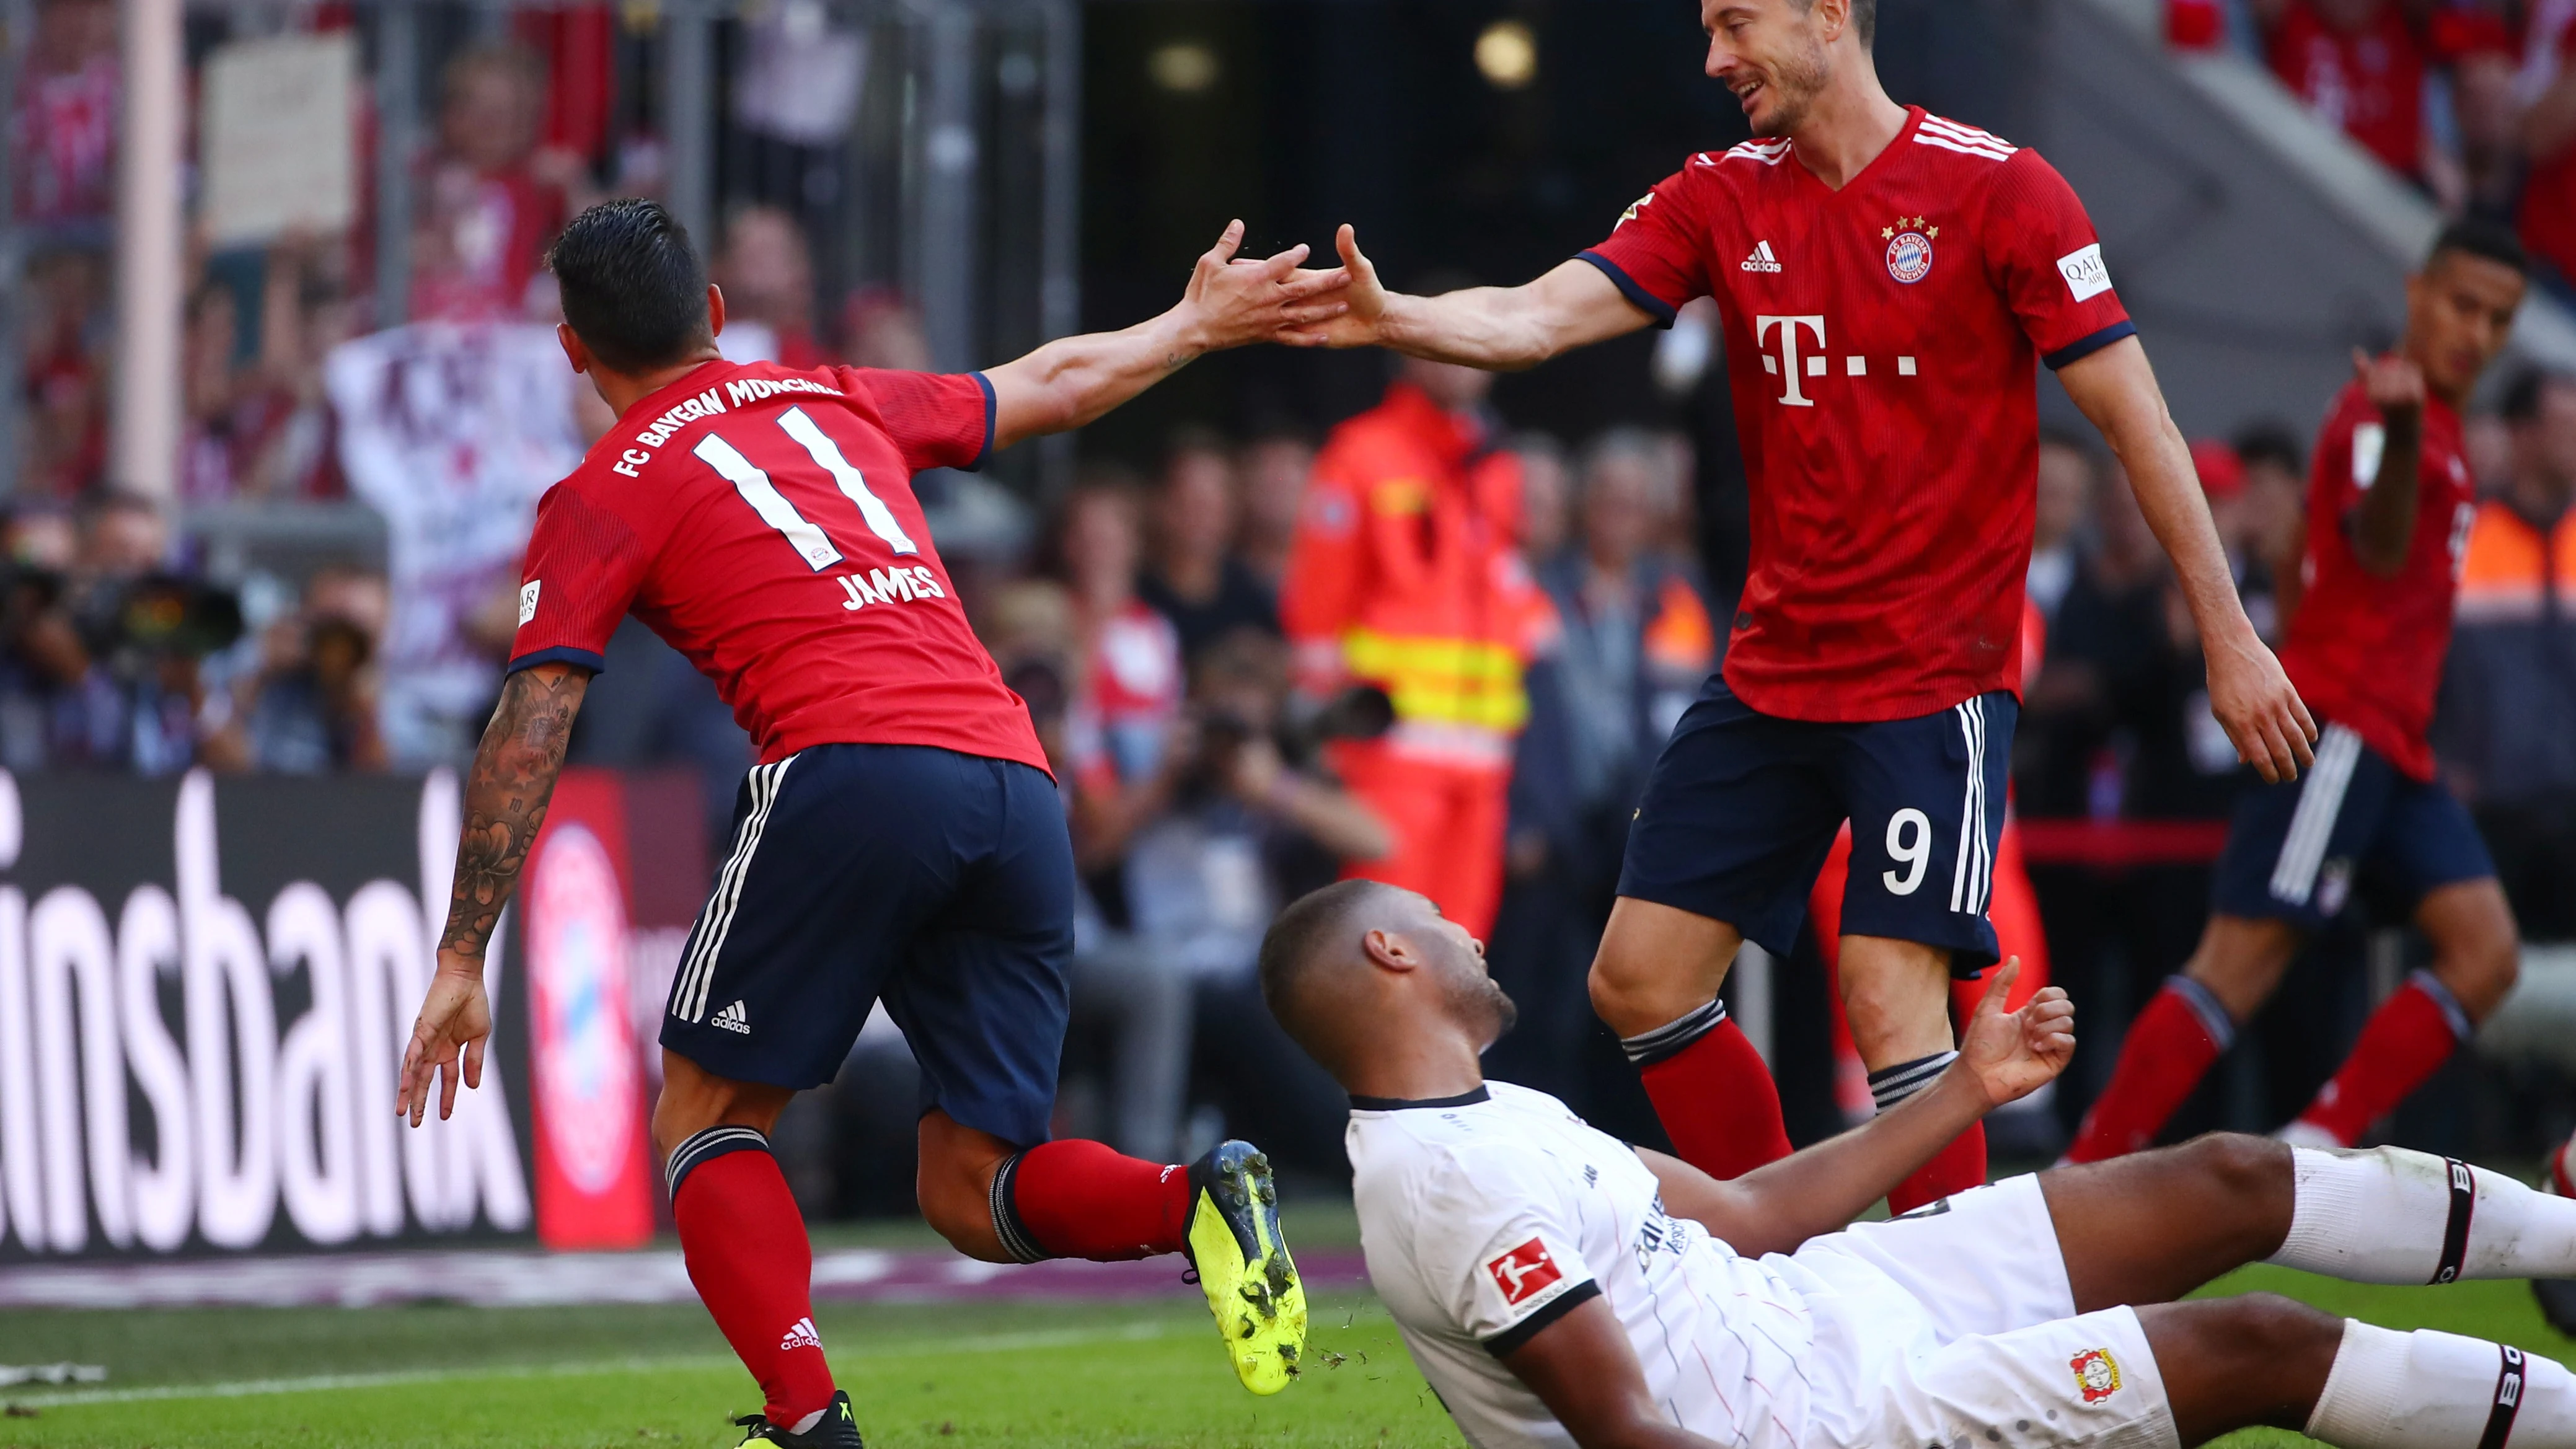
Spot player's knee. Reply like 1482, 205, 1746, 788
1587, 951, 1673, 1037
2171, 1133, 2296, 1254
2202, 1293, 2344, 1372
2435, 910, 2520, 1020
914, 1158, 1010, 1262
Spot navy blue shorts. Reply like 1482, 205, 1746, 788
1617, 681, 2016, 972
661, 742, 1075, 1148
2210, 722, 2495, 930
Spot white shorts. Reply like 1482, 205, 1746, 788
1778, 1174, 2180, 1449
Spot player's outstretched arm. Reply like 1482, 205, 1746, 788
2347, 347, 2428, 577
1501, 1296, 1735, 1449
1275, 224, 1654, 370
1639, 962, 2074, 1257
2059, 335, 2319, 783
983, 221, 1347, 450
396, 661, 590, 1127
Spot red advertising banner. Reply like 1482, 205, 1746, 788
523, 771, 656, 1249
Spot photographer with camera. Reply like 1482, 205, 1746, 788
1126, 627, 1391, 1176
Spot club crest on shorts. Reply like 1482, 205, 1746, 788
2071, 1347, 2122, 1404
1884, 216, 1936, 284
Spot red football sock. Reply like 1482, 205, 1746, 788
670, 1137, 835, 1430
1888, 1122, 1987, 1215
1628, 1004, 1793, 1178
2064, 979, 2233, 1165
997, 1138, 1193, 1262
2295, 972, 2471, 1147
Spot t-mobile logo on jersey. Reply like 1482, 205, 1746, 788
1756, 315, 1827, 407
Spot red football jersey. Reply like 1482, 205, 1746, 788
509, 358, 1048, 773
2277, 381, 2476, 782
1584, 107, 2133, 723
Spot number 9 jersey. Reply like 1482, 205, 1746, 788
508, 358, 1049, 775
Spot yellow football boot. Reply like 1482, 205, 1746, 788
1183, 1140, 1307, 1394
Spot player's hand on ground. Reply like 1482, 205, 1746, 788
396, 959, 492, 1127
1955, 959, 2074, 1109
1178, 220, 1349, 353
1277, 225, 1388, 348
2353, 346, 2427, 417
2205, 632, 2319, 783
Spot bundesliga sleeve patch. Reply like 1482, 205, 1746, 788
2071, 1347, 2123, 1404
518, 579, 542, 626
1486, 1238, 1566, 1307
2057, 244, 2114, 302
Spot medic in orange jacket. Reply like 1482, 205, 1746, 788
1282, 368, 1546, 940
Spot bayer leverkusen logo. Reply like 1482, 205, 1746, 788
2070, 1347, 2122, 1404
1884, 216, 1936, 284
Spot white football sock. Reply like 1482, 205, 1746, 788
2267, 1146, 2576, 1285
2306, 1321, 2572, 1449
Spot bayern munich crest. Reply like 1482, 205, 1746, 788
1884, 215, 1936, 284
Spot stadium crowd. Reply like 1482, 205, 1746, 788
9, 0, 2576, 1204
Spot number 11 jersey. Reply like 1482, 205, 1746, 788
508, 358, 1048, 773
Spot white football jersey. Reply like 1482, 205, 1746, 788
1348, 1081, 1821, 1449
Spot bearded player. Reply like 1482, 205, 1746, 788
1262, 879, 2576, 1449
394, 199, 1344, 1445
2064, 222, 2528, 1163
1284, 0, 2313, 1212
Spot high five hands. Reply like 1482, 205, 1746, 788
1176, 220, 1353, 352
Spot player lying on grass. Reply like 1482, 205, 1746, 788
1259, 878, 2576, 1449
394, 199, 1347, 1447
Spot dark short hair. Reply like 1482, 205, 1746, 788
547, 198, 712, 374
1256, 880, 1387, 1037
2231, 422, 2305, 477
2428, 217, 2529, 278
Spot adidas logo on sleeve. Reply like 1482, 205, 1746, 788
1740, 240, 1783, 273
713, 999, 752, 1034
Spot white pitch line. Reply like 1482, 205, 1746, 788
6, 1319, 1188, 1411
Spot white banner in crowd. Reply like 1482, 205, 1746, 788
0, 770, 531, 1258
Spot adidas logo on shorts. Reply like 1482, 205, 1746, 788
712, 999, 751, 1034
780, 1316, 822, 1352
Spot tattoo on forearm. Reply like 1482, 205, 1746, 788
439, 667, 585, 962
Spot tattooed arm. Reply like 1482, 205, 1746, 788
397, 662, 591, 1125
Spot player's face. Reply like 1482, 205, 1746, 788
1406, 896, 1518, 1046
2409, 250, 2526, 400
1700, 0, 1833, 138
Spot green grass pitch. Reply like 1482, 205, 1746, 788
0, 1226, 2568, 1448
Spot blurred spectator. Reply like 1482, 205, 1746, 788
1509, 433, 1573, 562
1138, 428, 1277, 657
712, 206, 828, 368
2256, 0, 2508, 188
207, 565, 390, 774
12, 0, 117, 234
1488, 429, 1715, 1110
2437, 368, 2576, 939
1056, 473, 1180, 803
326, 314, 584, 767
2029, 431, 2096, 622
2232, 423, 2309, 638
20, 246, 110, 498
411, 44, 596, 322
1280, 356, 1536, 940
2521, 2, 2576, 286
839, 290, 934, 372
2023, 465, 2220, 818
1233, 428, 1314, 591
1124, 628, 1389, 1174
